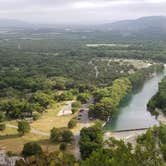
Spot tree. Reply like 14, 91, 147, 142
68, 119, 77, 129
0, 123, 6, 131
22, 142, 42, 157
77, 93, 90, 104
50, 128, 62, 143
0, 112, 5, 122
57, 91, 74, 101
71, 101, 81, 114
72, 101, 81, 109
62, 130, 73, 143
18, 121, 30, 136
79, 122, 103, 159
59, 142, 67, 151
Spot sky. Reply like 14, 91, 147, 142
0, 0, 166, 24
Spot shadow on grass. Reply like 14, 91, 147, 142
0, 134, 19, 140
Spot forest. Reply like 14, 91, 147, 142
0, 28, 166, 166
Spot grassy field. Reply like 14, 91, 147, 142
0, 102, 76, 154
31, 102, 76, 133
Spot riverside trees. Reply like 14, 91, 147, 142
89, 77, 132, 120
148, 76, 166, 115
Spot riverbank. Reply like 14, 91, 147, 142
104, 112, 166, 145
104, 130, 147, 145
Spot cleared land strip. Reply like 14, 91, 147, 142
6, 124, 50, 136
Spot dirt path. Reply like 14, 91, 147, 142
88, 60, 99, 79
6, 124, 50, 136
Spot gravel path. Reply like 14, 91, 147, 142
6, 124, 50, 136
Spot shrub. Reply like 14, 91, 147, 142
32, 112, 41, 121
18, 121, 30, 136
50, 128, 73, 143
0, 123, 6, 131
68, 119, 77, 129
50, 128, 62, 143
62, 130, 73, 143
71, 107, 78, 114
22, 142, 42, 157
72, 101, 81, 108
59, 142, 67, 151
0, 112, 5, 122
77, 93, 90, 104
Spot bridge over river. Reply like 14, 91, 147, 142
104, 68, 166, 132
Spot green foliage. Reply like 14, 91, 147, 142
61, 130, 73, 143
50, 128, 73, 143
71, 107, 78, 114
22, 142, 42, 157
32, 112, 41, 121
72, 101, 81, 109
50, 128, 62, 143
82, 126, 166, 166
90, 77, 131, 120
29, 92, 53, 109
0, 99, 45, 119
71, 101, 81, 114
79, 122, 103, 159
0, 123, 6, 131
148, 76, 166, 114
59, 142, 67, 151
68, 119, 77, 129
0, 112, 5, 122
129, 64, 163, 89
56, 91, 74, 101
16, 151, 76, 166
77, 93, 90, 104
17, 121, 30, 136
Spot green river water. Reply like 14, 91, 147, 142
105, 69, 166, 131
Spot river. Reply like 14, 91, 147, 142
105, 69, 166, 131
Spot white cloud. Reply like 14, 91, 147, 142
71, 0, 140, 9
145, 0, 166, 3
0, 0, 166, 24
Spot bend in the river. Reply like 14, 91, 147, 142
105, 67, 166, 131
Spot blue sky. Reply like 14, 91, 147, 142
0, 0, 166, 24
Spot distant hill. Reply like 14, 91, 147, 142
102, 16, 166, 32
0, 19, 34, 28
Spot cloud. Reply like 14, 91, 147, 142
0, 0, 165, 24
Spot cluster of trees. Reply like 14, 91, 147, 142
148, 76, 166, 115
81, 125, 166, 166
77, 93, 91, 104
16, 151, 76, 166
50, 127, 73, 144
68, 118, 77, 129
128, 64, 164, 89
89, 64, 164, 121
79, 122, 103, 159
89, 77, 132, 120
71, 101, 81, 114
18, 121, 31, 136
14, 124, 166, 165
16, 142, 76, 165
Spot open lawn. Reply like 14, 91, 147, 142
0, 102, 76, 154
31, 102, 75, 133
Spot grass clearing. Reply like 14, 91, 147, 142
31, 102, 75, 133
0, 102, 77, 154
